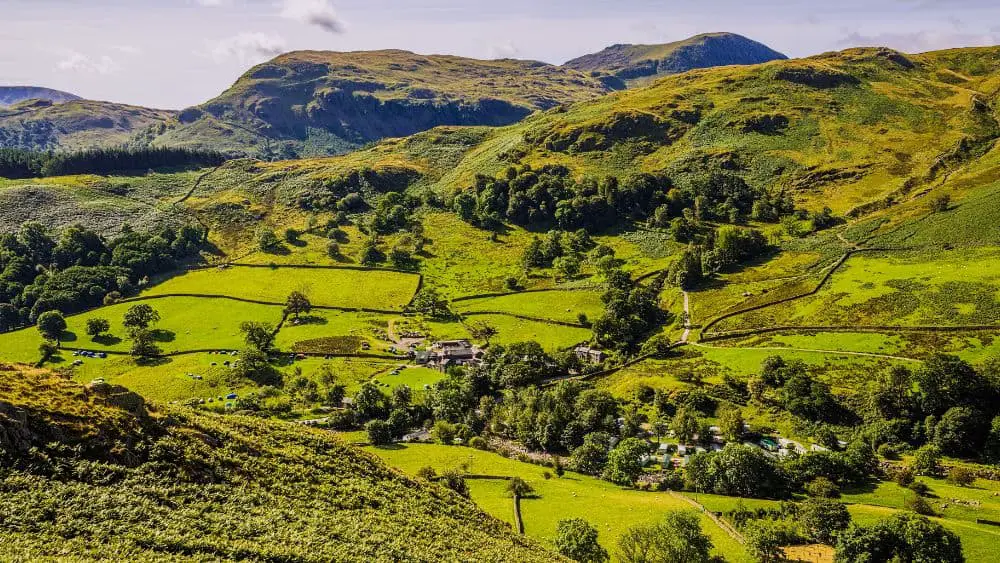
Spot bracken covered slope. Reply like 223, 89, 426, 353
0, 364, 560, 562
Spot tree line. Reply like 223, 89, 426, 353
0, 146, 227, 179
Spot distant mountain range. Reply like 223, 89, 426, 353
0, 86, 81, 107
564, 32, 788, 84
0, 33, 789, 156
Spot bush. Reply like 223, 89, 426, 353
800, 498, 851, 544
904, 493, 936, 516
555, 518, 609, 563
946, 466, 976, 487
743, 520, 785, 562
893, 465, 916, 487
908, 481, 930, 496
415, 466, 437, 480
912, 445, 942, 476
804, 477, 840, 498
468, 436, 488, 450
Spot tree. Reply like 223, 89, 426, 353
931, 194, 951, 213
468, 321, 499, 345
719, 407, 745, 442
602, 437, 648, 486
283, 228, 300, 243
239, 321, 275, 352
85, 318, 110, 340
284, 291, 311, 319
572, 432, 611, 475
36, 311, 67, 341
235, 347, 280, 385
912, 445, 942, 476
801, 498, 851, 544
257, 229, 282, 252
743, 520, 784, 562
671, 407, 701, 444
326, 241, 341, 259
617, 511, 713, 563
431, 420, 457, 445
835, 512, 963, 563
38, 341, 58, 362
409, 287, 451, 318
0, 303, 21, 332
354, 382, 387, 420
805, 477, 840, 499
556, 518, 609, 563
506, 477, 534, 498
933, 406, 984, 457
554, 255, 581, 279
128, 329, 161, 360
365, 419, 393, 445
123, 304, 160, 332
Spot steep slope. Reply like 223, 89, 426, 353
157, 49, 613, 158
563, 32, 787, 86
0, 99, 175, 151
0, 364, 559, 562
0, 86, 81, 107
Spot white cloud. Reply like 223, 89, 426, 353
56, 51, 121, 74
279, 0, 346, 34
488, 41, 520, 59
206, 32, 287, 64
194, 0, 228, 6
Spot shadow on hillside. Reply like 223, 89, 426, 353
289, 315, 327, 326
374, 443, 407, 451
59, 330, 79, 344
151, 329, 176, 343
92, 334, 122, 346
136, 356, 172, 368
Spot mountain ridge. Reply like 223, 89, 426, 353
0, 86, 81, 107
563, 32, 788, 84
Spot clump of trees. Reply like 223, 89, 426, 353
0, 222, 204, 330
452, 164, 800, 234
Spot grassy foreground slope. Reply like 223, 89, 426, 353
0, 365, 559, 562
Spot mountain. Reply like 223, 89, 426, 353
0, 365, 560, 561
0, 86, 81, 107
563, 32, 787, 86
154, 49, 614, 158
0, 99, 175, 151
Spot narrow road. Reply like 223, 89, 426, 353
668, 491, 744, 544
680, 291, 691, 344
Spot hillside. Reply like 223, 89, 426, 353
0, 86, 81, 107
0, 364, 559, 562
563, 32, 787, 85
0, 99, 175, 151
155, 49, 614, 158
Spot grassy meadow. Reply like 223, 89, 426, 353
365, 442, 751, 562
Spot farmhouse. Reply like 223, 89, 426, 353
425, 339, 484, 371
573, 345, 606, 364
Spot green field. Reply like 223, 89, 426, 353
468, 314, 593, 351
364, 442, 750, 562
146, 266, 420, 310
0, 297, 280, 360
455, 290, 605, 324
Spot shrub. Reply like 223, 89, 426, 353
908, 481, 930, 496
800, 498, 851, 544
743, 520, 785, 562
468, 436, 488, 450
415, 466, 436, 480
804, 477, 840, 498
946, 466, 975, 487
904, 493, 935, 516
893, 465, 916, 487
912, 445, 942, 476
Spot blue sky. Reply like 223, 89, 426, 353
2, 0, 999, 109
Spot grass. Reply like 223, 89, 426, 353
454, 290, 605, 324
364, 442, 750, 562
467, 314, 592, 351
145, 265, 420, 310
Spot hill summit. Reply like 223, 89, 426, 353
564, 32, 788, 85
0, 86, 81, 107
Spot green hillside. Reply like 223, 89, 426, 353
563, 32, 787, 86
0, 86, 81, 107
0, 364, 560, 562
0, 99, 175, 151
156, 49, 614, 158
